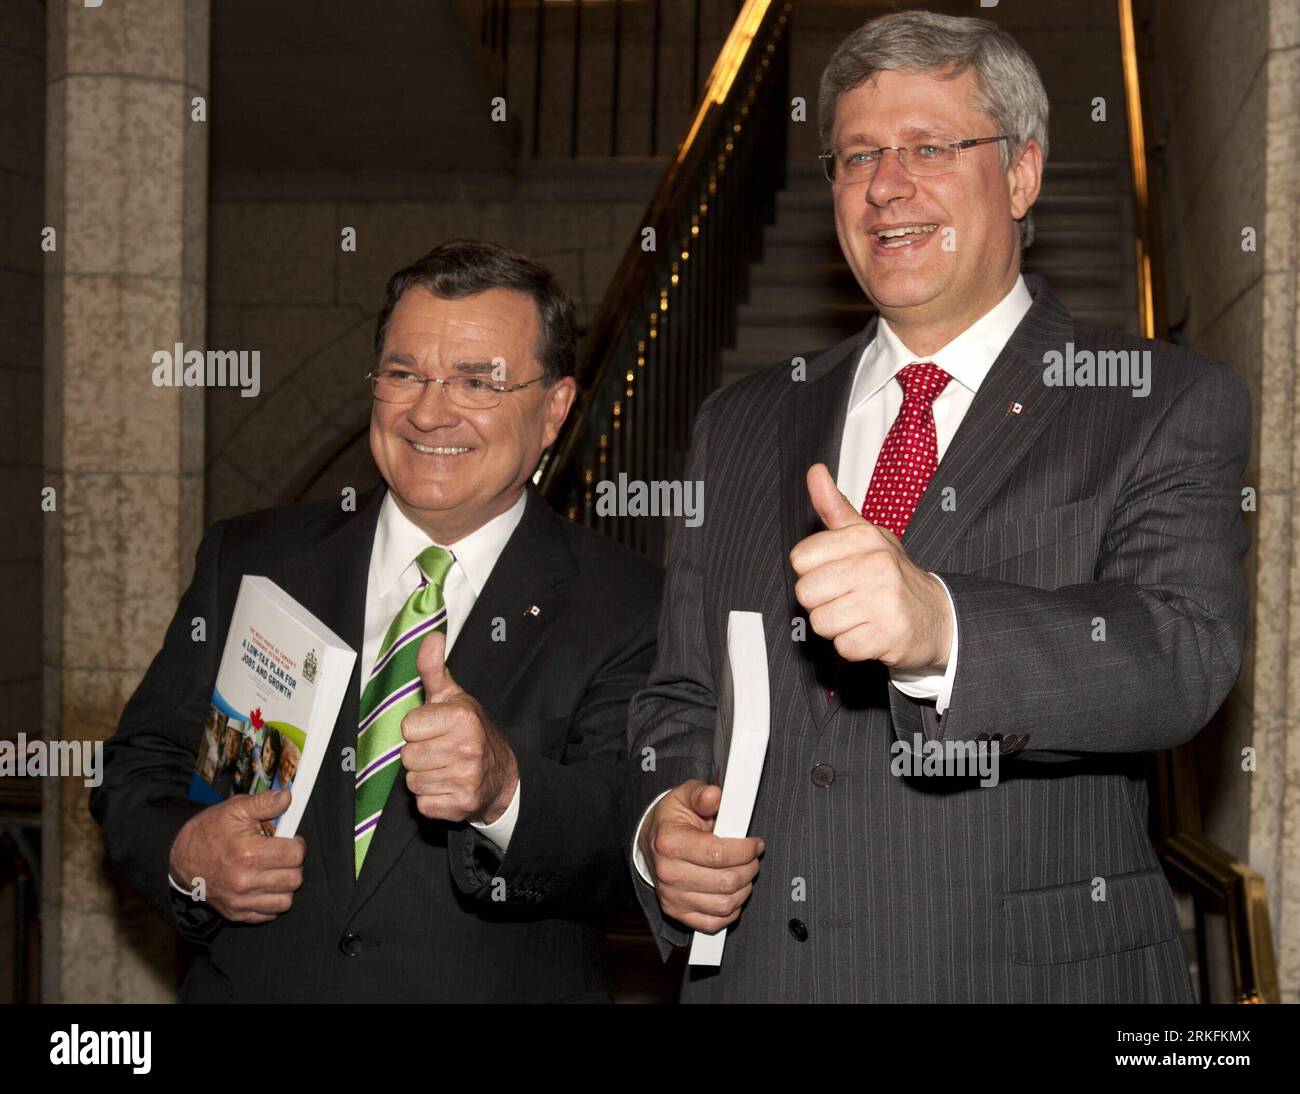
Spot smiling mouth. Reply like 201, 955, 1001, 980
407, 441, 474, 456
873, 223, 939, 248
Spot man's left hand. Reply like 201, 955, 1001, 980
400, 631, 519, 824
790, 462, 953, 672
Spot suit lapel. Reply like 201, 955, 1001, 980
344, 485, 576, 920
900, 274, 1076, 569
444, 487, 576, 720
781, 324, 875, 730
279, 482, 386, 912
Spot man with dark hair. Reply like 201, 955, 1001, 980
92, 238, 662, 1002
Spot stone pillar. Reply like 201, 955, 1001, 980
1147, 0, 1300, 1004
1250, 0, 1300, 1005
42, 0, 208, 1002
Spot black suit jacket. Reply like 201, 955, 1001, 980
91, 483, 662, 1002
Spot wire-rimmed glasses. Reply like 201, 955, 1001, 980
366, 368, 547, 410
820, 135, 1010, 183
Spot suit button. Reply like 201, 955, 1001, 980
339, 933, 364, 957
811, 763, 835, 788
788, 918, 808, 942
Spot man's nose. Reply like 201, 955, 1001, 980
865, 148, 917, 206
405, 379, 460, 427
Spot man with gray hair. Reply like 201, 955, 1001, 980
629, 10, 1248, 1002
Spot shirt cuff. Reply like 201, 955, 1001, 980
631, 789, 673, 887
469, 779, 520, 851
888, 572, 958, 716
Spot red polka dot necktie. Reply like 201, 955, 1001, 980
861, 361, 953, 537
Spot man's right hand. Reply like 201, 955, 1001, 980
168, 790, 306, 924
640, 779, 764, 934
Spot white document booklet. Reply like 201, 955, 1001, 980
188, 576, 356, 839
688, 610, 771, 966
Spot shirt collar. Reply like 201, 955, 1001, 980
371, 488, 528, 601
846, 274, 1034, 413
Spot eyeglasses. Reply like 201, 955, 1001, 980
819, 135, 1010, 183
366, 369, 547, 409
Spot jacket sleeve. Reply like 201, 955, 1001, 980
624, 395, 721, 957
888, 361, 1251, 756
446, 569, 662, 916
88, 521, 230, 944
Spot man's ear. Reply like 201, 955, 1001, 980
542, 376, 578, 447
1007, 137, 1044, 222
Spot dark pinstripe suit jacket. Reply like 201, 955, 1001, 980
627, 274, 1250, 1003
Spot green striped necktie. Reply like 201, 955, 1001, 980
354, 544, 454, 876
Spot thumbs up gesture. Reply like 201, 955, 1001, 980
788, 463, 953, 671
399, 631, 519, 824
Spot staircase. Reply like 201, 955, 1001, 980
720, 160, 1139, 388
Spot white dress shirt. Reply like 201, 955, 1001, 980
363, 489, 528, 850
845, 273, 1034, 714
631, 274, 1034, 886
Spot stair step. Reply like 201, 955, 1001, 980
757, 226, 1129, 265
1064, 307, 1140, 332
737, 300, 871, 324
738, 279, 1130, 325
734, 317, 867, 354
1021, 253, 1131, 275
745, 269, 1131, 311
1023, 238, 1129, 261
769, 203, 1125, 233
784, 158, 1129, 179
749, 252, 1130, 280
768, 212, 1128, 242
746, 283, 864, 309
745, 258, 1126, 303
777, 181, 1129, 210
765, 217, 1123, 251
1029, 285, 1133, 310
754, 246, 1122, 279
